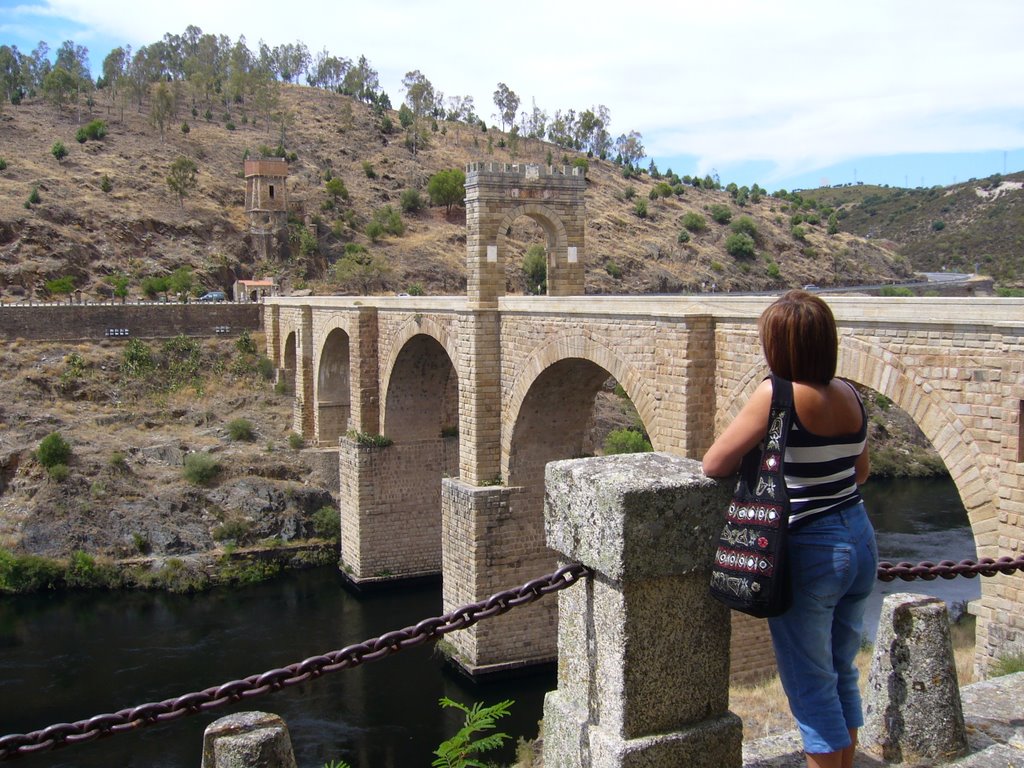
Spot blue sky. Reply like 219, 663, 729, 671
3, 0, 1023, 192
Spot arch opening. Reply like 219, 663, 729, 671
502, 215, 553, 296
383, 334, 459, 442
282, 331, 297, 395
316, 328, 351, 444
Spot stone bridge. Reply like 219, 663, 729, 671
262, 163, 1024, 679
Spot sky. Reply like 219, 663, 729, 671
3, 0, 1024, 192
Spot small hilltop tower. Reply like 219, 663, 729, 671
245, 157, 289, 260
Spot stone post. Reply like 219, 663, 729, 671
862, 593, 968, 763
201, 711, 297, 768
542, 453, 742, 768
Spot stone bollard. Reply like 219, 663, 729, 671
542, 453, 742, 768
201, 711, 297, 768
862, 593, 968, 764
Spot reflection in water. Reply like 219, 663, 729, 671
0, 476, 980, 766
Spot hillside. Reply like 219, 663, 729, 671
0, 84, 919, 300
798, 175, 1024, 287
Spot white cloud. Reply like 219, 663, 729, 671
13, 0, 1024, 184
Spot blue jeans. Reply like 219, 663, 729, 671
768, 501, 878, 754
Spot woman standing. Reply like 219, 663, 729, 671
702, 290, 877, 768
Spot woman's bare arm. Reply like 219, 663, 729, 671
701, 379, 773, 477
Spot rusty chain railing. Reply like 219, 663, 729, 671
3, 554, 1024, 761
877, 554, 1024, 582
0, 563, 590, 761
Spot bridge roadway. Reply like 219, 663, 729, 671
263, 292, 1024, 678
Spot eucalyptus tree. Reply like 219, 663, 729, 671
402, 69, 439, 156
615, 130, 645, 169
0, 45, 25, 106
493, 82, 519, 132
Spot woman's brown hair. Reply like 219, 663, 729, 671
758, 289, 837, 384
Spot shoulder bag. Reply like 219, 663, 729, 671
709, 374, 794, 618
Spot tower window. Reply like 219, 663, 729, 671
269, 185, 276, 199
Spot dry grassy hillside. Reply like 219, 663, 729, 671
0, 84, 914, 300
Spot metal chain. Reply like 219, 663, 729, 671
877, 555, 1024, 582
0, 563, 591, 762
3, 555, 1023, 761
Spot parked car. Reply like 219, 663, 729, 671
197, 291, 227, 302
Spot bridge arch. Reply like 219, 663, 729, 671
495, 203, 568, 296
502, 333, 659, 480
715, 336, 998, 543
282, 330, 296, 395
315, 327, 351, 444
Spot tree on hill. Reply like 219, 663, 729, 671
493, 82, 519, 132
166, 156, 198, 207
427, 168, 466, 214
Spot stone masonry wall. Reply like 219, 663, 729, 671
0, 303, 260, 341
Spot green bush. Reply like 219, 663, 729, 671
633, 199, 648, 218
681, 212, 706, 232
312, 506, 341, 540
183, 452, 220, 485
65, 550, 118, 589
37, 432, 71, 468
75, 119, 107, 142
121, 339, 154, 378
362, 160, 376, 179
51, 141, 68, 163
604, 428, 652, 455
766, 261, 781, 280
730, 216, 758, 239
235, 330, 258, 355
288, 432, 304, 450
400, 188, 424, 214
257, 357, 275, 380
433, 698, 514, 768
0, 158, 7, 171
47, 463, 70, 482
791, 225, 808, 242
100, 174, 113, 193
212, 518, 252, 543
709, 204, 732, 224
227, 418, 255, 441
109, 450, 129, 470
522, 244, 547, 294
677, 229, 690, 244
0, 551, 64, 593
931, 220, 946, 231
725, 232, 756, 258
605, 260, 622, 279
27, 186, 41, 205
880, 285, 914, 297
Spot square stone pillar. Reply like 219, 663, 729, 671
543, 453, 741, 768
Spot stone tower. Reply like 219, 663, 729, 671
245, 157, 289, 261
464, 163, 586, 308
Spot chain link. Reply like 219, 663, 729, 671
3, 555, 1023, 761
877, 555, 1024, 582
0, 563, 590, 762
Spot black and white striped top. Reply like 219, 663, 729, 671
784, 380, 867, 527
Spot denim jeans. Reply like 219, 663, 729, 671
768, 500, 878, 754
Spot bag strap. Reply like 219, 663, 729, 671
763, 374, 794, 477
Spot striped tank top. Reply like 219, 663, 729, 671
783, 379, 867, 527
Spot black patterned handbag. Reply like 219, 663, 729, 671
709, 375, 795, 618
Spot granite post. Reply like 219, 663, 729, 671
862, 593, 968, 763
542, 452, 742, 768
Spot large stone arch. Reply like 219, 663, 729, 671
464, 162, 586, 306
713, 336, 998, 541
502, 333, 659, 478
379, 315, 459, 437
382, 333, 459, 442
282, 330, 297, 395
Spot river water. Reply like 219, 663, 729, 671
0, 476, 977, 768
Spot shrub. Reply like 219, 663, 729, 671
0, 550, 64, 593
45, 275, 75, 296
76, 119, 107, 142
235, 330, 257, 356
347, 430, 393, 448
100, 174, 113, 193
121, 339, 154, 377
725, 232, 756, 258
604, 428, 652, 455
181, 121, 190, 135
791, 225, 808, 242
212, 519, 252, 543
931, 220, 946, 231
287, 432, 304, 450
65, 550, 118, 589
709, 204, 732, 224
880, 285, 914, 297
183, 452, 220, 485
37, 432, 71, 468
622, 186, 636, 200
633, 199, 648, 218
312, 506, 340, 540
51, 141, 68, 163
571, 157, 589, 173
27, 186, 41, 205
47, 463, 70, 482
227, 418, 255, 441
257, 357, 275, 380
677, 230, 690, 244
400, 188, 424, 214
766, 261, 781, 280
0, 158, 7, 171
681, 212, 706, 232
109, 451, 129, 470
362, 160, 376, 179
605, 260, 622, 279
730, 216, 758, 239
433, 698, 514, 768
